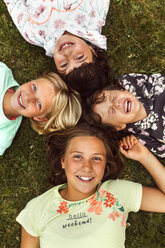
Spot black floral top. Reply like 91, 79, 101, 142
118, 73, 165, 158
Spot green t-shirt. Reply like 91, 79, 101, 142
16, 179, 142, 248
0, 62, 22, 155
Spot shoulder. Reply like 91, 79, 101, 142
101, 179, 142, 212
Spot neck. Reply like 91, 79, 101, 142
3, 91, 19, 119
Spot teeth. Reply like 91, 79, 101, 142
19, 95, 24, 107
125, 101, 130, 112
78, 176, 93, 181
61, 43, 72, 49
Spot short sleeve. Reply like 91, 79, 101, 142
16, 198, 40, 237
103, 179, 142, 213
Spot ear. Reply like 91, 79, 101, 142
89, 46, 97, 57
115, 124, 126, 131
61, 158, 65, 169
32, 116, 48, 122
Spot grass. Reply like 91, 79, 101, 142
0, 0, 165, 247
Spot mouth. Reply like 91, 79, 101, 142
18, 93, 25, 108
77, 176, 94, 182
59, 42, 74, 51
124, 99, 131, 113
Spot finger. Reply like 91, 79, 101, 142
130, 135, 139, 146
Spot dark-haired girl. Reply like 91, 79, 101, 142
16, 123, 165, 247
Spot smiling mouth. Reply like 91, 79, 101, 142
77, 176, 94, 182
60, 42, 74, 51
124, 100, 131, 113
18, 93, 25, 108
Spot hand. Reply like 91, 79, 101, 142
119, 135, 150, 162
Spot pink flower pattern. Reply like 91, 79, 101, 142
75, 14, 86, 25
54, 19, 66, 29
56, 187, 126, 227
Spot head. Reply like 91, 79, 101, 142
28, 72, 82, 134
47, 123, 123, 199
83, 82, 145, 131
54, 33, 95, 75
54, 33, 110, 99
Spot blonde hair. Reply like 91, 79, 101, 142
31, 72, 82, 135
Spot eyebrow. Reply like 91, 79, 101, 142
71, 151, 105, 156
58, 58, 87, 74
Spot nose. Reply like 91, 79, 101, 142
25, 92, 36, 103
114, 101, 120, 109
81, 160, 92, 172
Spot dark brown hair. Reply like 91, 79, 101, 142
47, 122, 123, 186
61, 44, 111, 100
83, 79, 124, 126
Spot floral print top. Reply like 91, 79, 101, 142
119, 73, 165, 158
4, 0, 110, 56
16, 180, 142, 248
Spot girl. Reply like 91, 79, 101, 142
84, 73, 165, 158
3, 0, 110, 89
0, 62, 81, 155
16, 123, 165, 247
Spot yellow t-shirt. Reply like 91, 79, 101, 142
16, 179, 142, 248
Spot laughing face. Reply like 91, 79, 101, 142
93, 90, 147, 130
54, 33, 93, 75
10, 78, 56, 120
60, 136, 106, 201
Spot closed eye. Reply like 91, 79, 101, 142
77, 55, 84, 60
61, 62, 68, 68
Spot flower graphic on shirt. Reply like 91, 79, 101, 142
75, 13, 86, 25
137, 78, 146, 87
17, 13, 24, 24
38, 30, 46, 39
57, 201, 69, 214
158, 144, 165, 151
97, 20, 104, 32
34, 5, 47, 18
138, 139, 146, 146
91, 10, 96, 17
54, 19, 66, 29
121, 213, 126, 227
88, 199, 103, 215
104, 193, 116, 208
109, 211, 119, 221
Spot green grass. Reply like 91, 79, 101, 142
0, 0, 165, 247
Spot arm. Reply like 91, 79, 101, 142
119, 135, 165, 212
21, 227, 40, 248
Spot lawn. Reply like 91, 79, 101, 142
0, 0, 165, 247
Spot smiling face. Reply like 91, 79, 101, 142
10, 78, 56, 119
61, 136, 106, 201
54, 34, 94, 75
93, 90, 147, 130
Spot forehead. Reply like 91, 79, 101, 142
66, 136, 106, 153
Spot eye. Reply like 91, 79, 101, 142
73, 155, 82, 160
32, 84, 37, 91
37, 102, 42, 110
61, 62, 67, 68
93, 156, 102, 162
77, 55, 84, 60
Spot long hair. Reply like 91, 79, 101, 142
31, 72, 82, 134
47, 122, 123, 186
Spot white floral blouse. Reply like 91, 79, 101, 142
119, 73, 165, 158
4, 0, 110, 57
